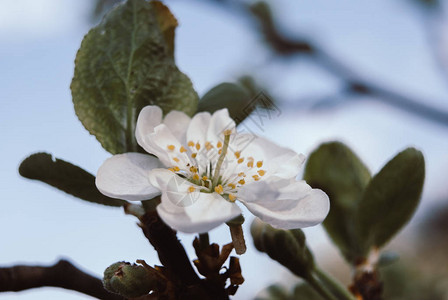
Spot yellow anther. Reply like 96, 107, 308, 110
173, 166, 180, 172
168, 168, 174, 172
191, 153, 197, 158
257, 161, 263, 168
217, 141, 223, 148
247, 161, 254, 168
234, 151, 241, 159
173, 157, 180, 163
188, 141, 195, 147
238, 172, 246, 177
196, 143, 201, 150
258, 170, 266, 176
188, 186, 196, 193
218, 149, 222, 155
214, 184, 224, 194
228, 194, 237, 202
202, 176, 208, 181
167, 145, 175, 151
192, 174, 200, 180
190, 166, 198, 173
180, 146, 187, 153
228, 183, 236, 189
205, 141, 213, 150
238, 179, 245, 185
237, 158, 244, 164
253, 175, 260, 181
223, 129, 232, 136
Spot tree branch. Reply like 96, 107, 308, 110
248, 1, 448, 127
139, 211, 201, 286
0, 259, 123, 300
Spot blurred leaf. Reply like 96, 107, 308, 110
293, 283, 323, 300
381, 261, 447, 300
358, 148, 425, 249
251, 219, 314, 278
91, 0, 121, 21
198, 82, 252, 124
19, 152, 126, 207
410, 0, 439, 10
304, 142, 371, 262
255, 284, 290, 300
72, 0, 198, 154
256, 283, 323, 300
378, 251, 400, 267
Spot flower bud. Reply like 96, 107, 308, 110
250, 218, 315, 278
103, 261, 163, 298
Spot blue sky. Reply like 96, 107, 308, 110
1, 0, 447, 299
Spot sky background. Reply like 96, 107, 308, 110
1, 0, 448, 299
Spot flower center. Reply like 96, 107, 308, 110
165, 131, 266, 202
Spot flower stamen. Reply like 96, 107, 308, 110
228, 194, 237, 202
214, 184, 224, 194
211, 132, 231, 187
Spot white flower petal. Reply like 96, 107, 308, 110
163, 110, 191, 142
157, 192, 242, 233
207, 109, 236, 144
149, 168, 201, 208
96, 153, 163, 201
240, 136, 305, 179
186, 111, 212, 145
136, 106, 163, 152
150, 168, 242, 233
186, 112, 212, 173
145, 124, 191, 167
239, 178, 329, 229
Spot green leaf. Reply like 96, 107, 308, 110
304, 142, 371, 262
71, 0, 198, 154
19, 152, 126, 207
357, 148, 425, 249
378, 251, 399, 267
293, 283, 323, 300
251, 219, 314, 278
198, 82, 253, 125
254, 284, 289, 300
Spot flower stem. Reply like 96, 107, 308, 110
314, 267, 357, 300
229, 224, 247, 255
212, 133, 231, 187
306, 274, 339, 300
123, 202, 145, 217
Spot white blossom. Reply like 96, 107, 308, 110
96, 106, 329, 233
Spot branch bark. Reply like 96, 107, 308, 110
139, 211, 232, 299
0, 259, 123, 300
139, 211, 201, 286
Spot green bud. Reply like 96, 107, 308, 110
250, 219, 314, 278
103, 261, 163, 298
